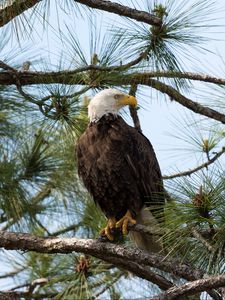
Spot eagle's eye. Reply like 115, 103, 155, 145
114, 94, 121, 100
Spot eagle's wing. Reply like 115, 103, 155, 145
123, 124, 164, 208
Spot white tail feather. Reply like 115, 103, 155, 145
129, 206, 163, 253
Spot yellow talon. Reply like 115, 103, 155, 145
100, 217, 116, 241
116, 210, 136, 235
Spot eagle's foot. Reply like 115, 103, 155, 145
100, 217, 116, 241
116, 210, 136, 235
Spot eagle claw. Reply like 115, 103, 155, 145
100, 217, 116, 241
116, 210, 136, 235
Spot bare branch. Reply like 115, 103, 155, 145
0, 267, 26, 280
49, 222, 82, 236
129, 71, 225, 86
191, 228, 214, 252
0, 278, 53, 299
0, 231, 204, 282
74, 0, 161, 26
136, 78, 225, 125
163, 147, 225, 179
0, 0, 42, 28
2, 67, 225, 86
1, 68, 225, 124
151, 275, 225, 300
129, 84, 142, 132
0, 60, 17, 72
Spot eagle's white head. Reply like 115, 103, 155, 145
88, 88, 137, 122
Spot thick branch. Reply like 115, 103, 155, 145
0, 231, 204, 282
0, 0, 41, 27
74, 0, 161, 26
0, 70, 86, 85
151, 275, 225, 300
163, 147, 225, 179
1, 69, 225, 124
2, 66, 225, 86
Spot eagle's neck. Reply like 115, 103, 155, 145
89, 113, 119, 124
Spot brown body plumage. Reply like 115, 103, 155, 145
76, 113, 164, 250
76, 88, 164, 252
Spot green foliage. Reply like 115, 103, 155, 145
0, 0, 225, 299
113, 0, 217, 71
164, 170, 225, 274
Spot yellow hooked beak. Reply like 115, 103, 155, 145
117, 94, 137, 108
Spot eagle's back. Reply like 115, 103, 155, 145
76, 114, 164, 221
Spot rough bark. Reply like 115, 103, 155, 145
74, 0, 161, 26
151, 275, 225, 300
0, 0, 41, 27
0, 230, 204, 282
1, 69, 225, 125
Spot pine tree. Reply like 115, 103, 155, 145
0, 0, 225, 299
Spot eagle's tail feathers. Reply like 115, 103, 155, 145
129, 206, 163, 253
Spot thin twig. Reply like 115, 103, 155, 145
129, 84, 142, 132
2, 183, 52, 230
92, 272, 124, 299
191, 228, 214, 252
0, 268, 26, 280
49, 222, 82, 236
163, 147, 225, 179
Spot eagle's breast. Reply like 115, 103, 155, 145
76, 114, 164, 220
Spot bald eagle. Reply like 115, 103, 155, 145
76, 89, 164, 252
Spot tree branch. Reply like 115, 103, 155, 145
0, 0, 42, 28
191, 228, 214, 252
2, 67, 225, 87
110, 257, 173, 290
151, 275, 225, 300
0, 231, 204, 282
130, 71, 225, 86
163, 146, 225, 180
49, 222, 82, 236
134, 78, 225, 125
2, 68, 225, 124
129, 84, 142, 132
74, 0, 161, 26
0, 267, 26, 279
